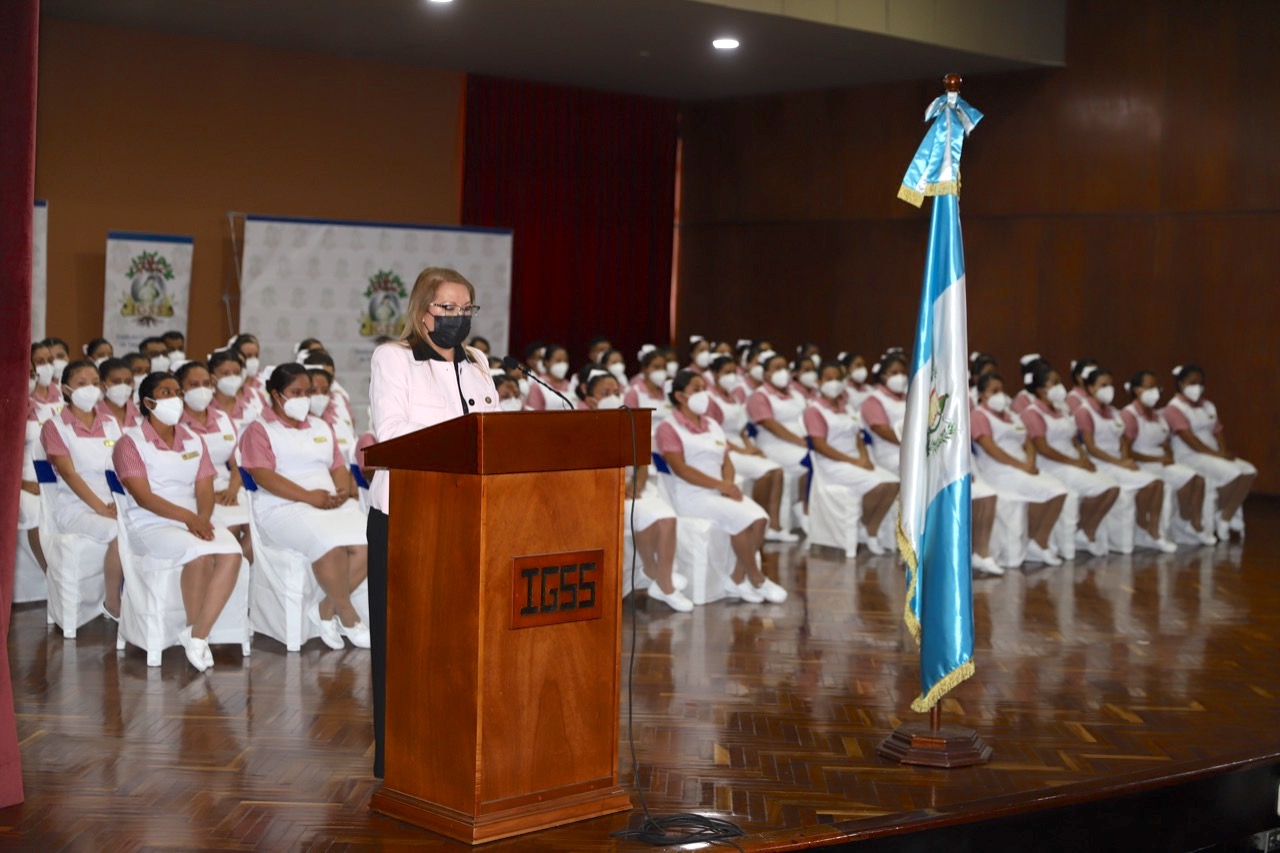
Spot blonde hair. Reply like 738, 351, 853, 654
399, 267, 482, 365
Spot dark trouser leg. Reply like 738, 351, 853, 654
367, 509, 389, 779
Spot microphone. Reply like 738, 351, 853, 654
502, 356, 575, 411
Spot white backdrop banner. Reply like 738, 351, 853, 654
238, 215, 513, 430
31, 200, 47, 341
102, 231, 194, 353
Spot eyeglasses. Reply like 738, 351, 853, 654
429, 303, 481, 317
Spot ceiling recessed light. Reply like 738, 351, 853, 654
712, 38, 739, 50
427, 0, 453, 4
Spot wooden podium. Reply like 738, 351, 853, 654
364, 408, 649, 844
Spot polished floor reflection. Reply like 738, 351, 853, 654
4, 501, 1279, 850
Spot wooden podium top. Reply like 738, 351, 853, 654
362, 408, 652, 475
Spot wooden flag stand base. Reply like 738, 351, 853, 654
878, 706, 992, 768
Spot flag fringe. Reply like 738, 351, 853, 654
895, 512, 921, 644
896, 185, 924, 208
910, 658, 975, 713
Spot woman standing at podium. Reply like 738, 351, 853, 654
367, 267, 499, 779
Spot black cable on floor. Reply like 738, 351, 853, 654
610, 406, 746, 850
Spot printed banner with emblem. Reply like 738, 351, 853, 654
238, 214, 513, 432
102, 231, 194, 353
31, 200, 47, 340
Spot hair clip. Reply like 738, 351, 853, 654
1171, 364, 1183, 376
1081, 365, 1098, 380
736, 338, 752, 349
757, 349, 776, 363
689, 335, 704, 344
1020, 353, 1041, 366
1070, 359, 1079, 371
970, 351, 980, 362
587, 369, 607, 380
872, 362, 882, 373
1023, 372, 1033, 386
1123, 381, 1131, 392
837, 351, 848, 361
637, 344, 656, 359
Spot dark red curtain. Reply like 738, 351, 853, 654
0, 0, 37, 808
462, 75, 678, 369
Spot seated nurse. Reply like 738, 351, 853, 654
39, 360, 124, 620
238, 362, 371, 650
178, 360, 253, 561
583, 370, 692, 613
113, 372, 244, 672
658, 370, 785, 605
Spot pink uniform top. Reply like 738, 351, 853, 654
113, 419, 217, 482
655, 409, 711, 455
745, 384, 796, 422
1019, 399, 1066, 439
40, 406, 115, 456
1119, 406, 1158, 442
1162, 395, 1223, 435
1073, 398, 1116, 435
30, 383, 61, 406
526, 376, 572, 411
859, 385, 903, 428
623, 383, 666, 409
801, 396, 848, 438
239, 409, 344, 472
1065, 386, 1088, 414
210, 392, 252, 422
181, 406, 227, 437
95, 397, 141, 428
705, 396, 725, 425
970, 407, 1014, 439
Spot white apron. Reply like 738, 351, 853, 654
862, 387, 906, 474
252, 416, 366, 561
751, 387, 809, 473
47, 414, 121, 544
1027, 402, 1118, 498
1081, 403, 1160, 492
1122, 402, 1197, 489
1165, 396, 1256, 488
121, 426, 241, 564
806, 401, 898, 494
712, 389, 780, 482
973, 408, 1067, 502
664, 415, 768, 535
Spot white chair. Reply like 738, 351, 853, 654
241, 468, 368, 652
807, 475, 863, 559
108, 472, 252, 667
34, 460, 106, 638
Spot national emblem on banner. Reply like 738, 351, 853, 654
120, 250, 177, 325
359, 269, 408, 338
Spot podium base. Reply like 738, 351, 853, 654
877, 721, 993, 768
371, 783, 633, 845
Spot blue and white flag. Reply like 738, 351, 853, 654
896, 90, 982, 712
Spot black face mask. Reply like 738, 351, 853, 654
428, 315, 471, 349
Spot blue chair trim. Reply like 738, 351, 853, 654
651, 452, 672, 475
745, 422, 759, 440
800, 451, 814, 502
350, 463, 369, 490
33, 459, 57, 485
860, 428, 873, 445
105, 470, 125, 495
239, 467, 259, 492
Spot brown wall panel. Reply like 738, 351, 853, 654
35, 18, 464, 362
677, 0, 1280, 492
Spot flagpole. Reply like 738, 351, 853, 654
876, 72, 991, 770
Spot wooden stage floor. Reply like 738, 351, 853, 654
4, 500, 1280, 850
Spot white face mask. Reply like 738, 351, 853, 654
820, 379, 844, 400
531, 359, 544, 375
749, 365, 764, 383
718, 373, 740, 393
499, 397, 523, 412
885, 373, 909, 395
694, 351, 712, 369
1046, 383, 1067, 404
168, 358, 188, 371
596, 394, 623, 411
51, 358, 69, 377
1182, 383, 1203, 403
850, 366, 868, 385
808, 351, 820, 365
281, 395, 311, 422
150, 355, 171, 373
105, 383, 134, 407
309, 394, 330, 416
517, 378, 530, 397
798, 370, 819, 390
148, 397, 184, 426
216, 375, 244, 397
70, 385, 102, 413
1094, 385, 1115, 406
607, 362, 627, 380
686, 390, 711, 415
1139, 387, 1160, 408
243, 357, 261, 377
647, 368, 668, 387
168, 350, 186, 362
770, 368, 791, 390
35, 363, 54, 387
93, 357, 109, 368
985, 392, 1009, 414
185, 387, 215, 412
549, 361, 569, 380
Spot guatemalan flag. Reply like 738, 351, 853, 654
895, 87, 983, 713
